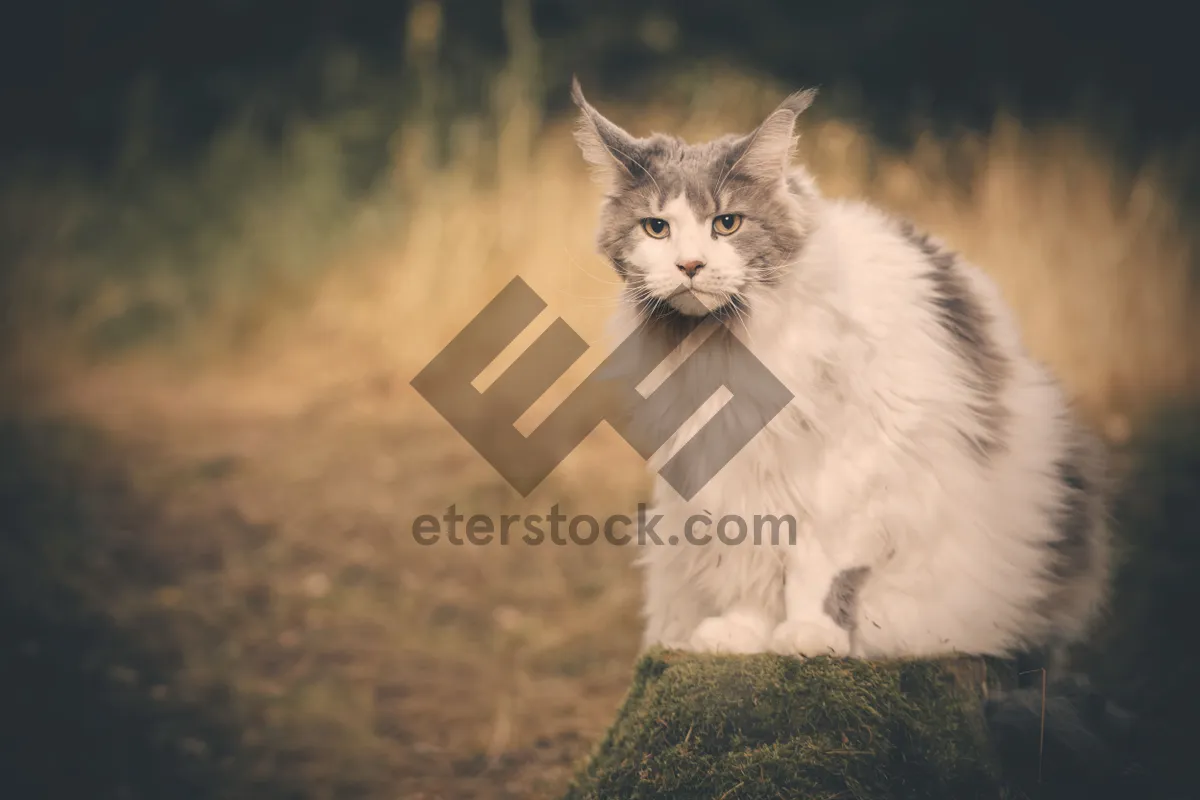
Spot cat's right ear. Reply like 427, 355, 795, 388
570, 77, 643, 186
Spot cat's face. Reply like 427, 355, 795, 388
571, 79, 817, 328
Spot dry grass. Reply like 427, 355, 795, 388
2, 33, 1198, 800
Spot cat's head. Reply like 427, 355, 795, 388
571, 78, 818, 332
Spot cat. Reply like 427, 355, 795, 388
569, 77, 1112, 665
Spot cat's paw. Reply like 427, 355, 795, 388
769, 619, 851, 657
687, 613, 770, 654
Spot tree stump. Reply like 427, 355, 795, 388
563, 649, 1020, 800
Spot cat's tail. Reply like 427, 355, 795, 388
983, 671, 1141, 797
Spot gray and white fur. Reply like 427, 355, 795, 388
569, 77, 1112, 666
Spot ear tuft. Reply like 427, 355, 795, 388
777, 88, 818, 117
735, 88, 819, 181
570, 74, 587, 110
570, 78, 643, 186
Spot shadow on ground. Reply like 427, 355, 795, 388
1084, 401, 1200, 800
0, 418, 294, 799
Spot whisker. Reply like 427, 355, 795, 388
563, 246, 624, 287
730, 299, 756, 347
757, 258, 804, 276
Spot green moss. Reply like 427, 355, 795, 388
564, 649, 1017, 800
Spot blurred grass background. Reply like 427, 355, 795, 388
0, 1, 1198, 798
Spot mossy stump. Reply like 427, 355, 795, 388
564, 649, 1019, 800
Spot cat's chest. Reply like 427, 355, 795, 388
657, 400, 829, 520
649, 339, 847, 512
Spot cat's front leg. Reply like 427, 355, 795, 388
684, 548, 786, 654
642, 508, 783, 654
769, 538, 859, 657
639, 541, 716, 651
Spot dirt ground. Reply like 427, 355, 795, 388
4, 300, 1200, 800
0, 358, 654, 800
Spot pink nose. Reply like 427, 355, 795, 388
677, 260, 706, 278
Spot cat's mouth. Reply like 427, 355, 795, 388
625, 280, 746, 328
666, 287, 737, 318
639, 288, 744, 324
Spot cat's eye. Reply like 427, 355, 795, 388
713, 214, 743, 235
641, 218, 670, 239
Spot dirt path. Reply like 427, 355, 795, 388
0, 365, 649, 799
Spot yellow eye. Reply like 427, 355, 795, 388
713, 214, 743, 235
641, 218, 670, 239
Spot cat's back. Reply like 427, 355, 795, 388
801, 195, 1036, 369
804, 198, 946, 330
809, 196, 1025, 357
788, 197, 967, 384
782, 193, 1072, 455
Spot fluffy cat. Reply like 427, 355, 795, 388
570, 78, 1111, 663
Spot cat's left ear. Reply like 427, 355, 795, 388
736, 88, 818, 181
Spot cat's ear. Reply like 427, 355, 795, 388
736, 88, 818, 181
570, 76, 644, 185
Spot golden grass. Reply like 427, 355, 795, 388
2, 51, 1197, 799
35, 71, 1196, 424
8, 60, 1195, 430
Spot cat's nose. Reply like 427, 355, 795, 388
677, 260, 706, 279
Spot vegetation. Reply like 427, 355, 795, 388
563, 651, 1014, 800
2, 1, 1197, 798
